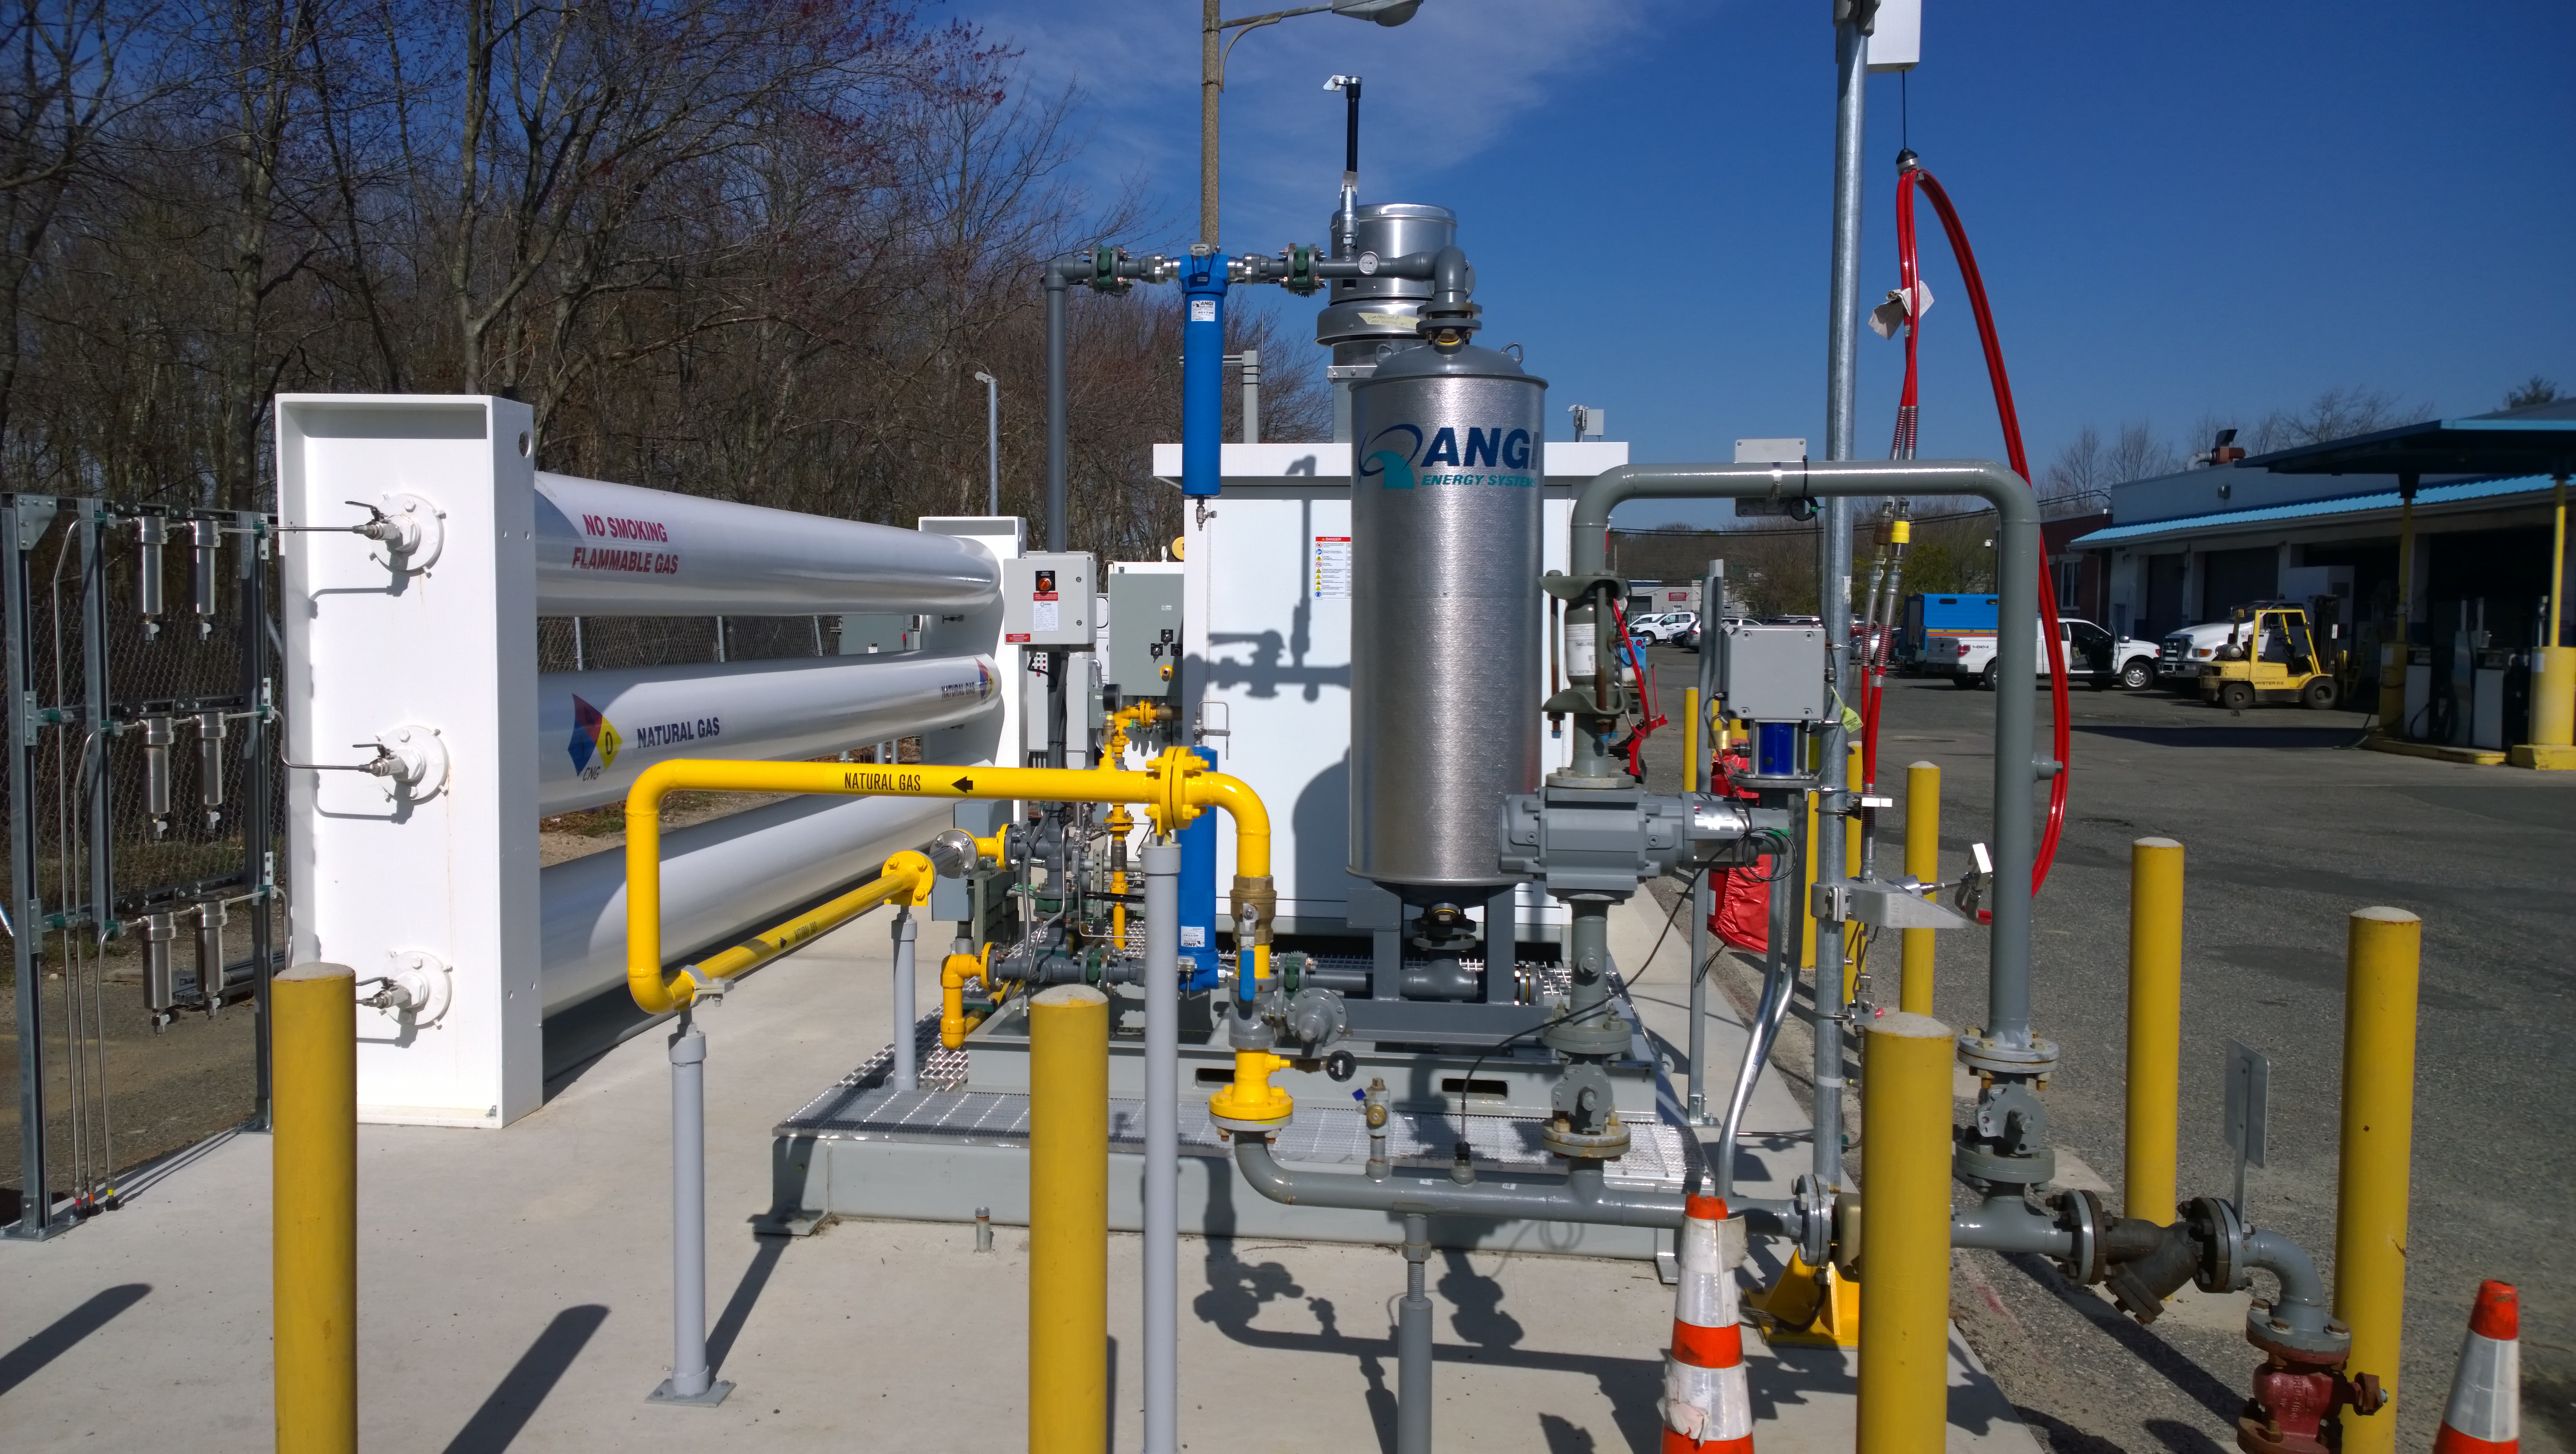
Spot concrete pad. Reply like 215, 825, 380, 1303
1, 894, 2035, 1451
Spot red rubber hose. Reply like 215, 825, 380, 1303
1889, 159, 2072, 896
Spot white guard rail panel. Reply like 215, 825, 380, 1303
279, 394, 544, 1128
535, 472, 1000, 615
278, 391, 1025, 1128
538, 652, 1000, 815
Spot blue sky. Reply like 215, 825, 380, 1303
959, 1, 2576, 527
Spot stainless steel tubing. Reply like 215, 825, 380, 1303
1687, 868, 1713, 1125
1397, 1211, 1434, 1454
1232, 1137, 1795, 1234
890, 910, 918, 1092
1716, 793, 1802, 1196
651, 1017, 729, 1404
1568, 461, 2043, 1061
1714, 950, 1795, 1198
1140, 841, 1181, 1454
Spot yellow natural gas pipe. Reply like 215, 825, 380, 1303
690, 849, 938, 983
624, 747, 1271, 1015
941, 943, 996, 1049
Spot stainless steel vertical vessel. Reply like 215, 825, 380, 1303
1347, 339, 1546, 891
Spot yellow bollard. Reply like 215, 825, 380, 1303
1857, 1009, 1954, 1453
2335, 907, 2419, 1454
274, 963, 357, 1454
2124, 838, 2185, 1226
1029, 984, 1109, 1454
1682, 687, 1701, 793
1900, 761, 1940, 1015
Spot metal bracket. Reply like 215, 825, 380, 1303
10, 494, 58, 547
1837, 879, 1976, 930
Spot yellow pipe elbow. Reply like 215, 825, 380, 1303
941, 945, 992, 1050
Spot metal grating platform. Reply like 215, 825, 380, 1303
778, 1082, 1697, 1188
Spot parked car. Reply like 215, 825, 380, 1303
1923, 616, 2159, 690
1629, 610, 1699, 644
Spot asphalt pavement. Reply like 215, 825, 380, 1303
1636, 644, 2576, 1454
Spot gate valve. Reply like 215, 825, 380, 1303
2238, 1357, 2382, 1454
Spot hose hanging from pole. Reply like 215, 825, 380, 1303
1885, 151, 2072, 896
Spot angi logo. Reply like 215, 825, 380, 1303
1360, 422, 1535, 490
568, 695, 621, 776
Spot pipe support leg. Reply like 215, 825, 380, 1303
1397, 1212, 1434, 1454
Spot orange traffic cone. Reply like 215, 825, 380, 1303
2434, 1280, 2520, 1452
1659, 1192, 1755, 1452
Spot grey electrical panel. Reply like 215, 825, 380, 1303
1004, 552, 1095, 647
1719, 624, 1826, 722
1107, 569, 1183, 698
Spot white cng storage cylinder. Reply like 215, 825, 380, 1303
538, 653, 999, 816
539, 792, 951, 1015
533, 472, 1000, 615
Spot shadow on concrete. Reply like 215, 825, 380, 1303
1194, 1234, 1664, 1453
0, 1283, 150, 1397
705, 1233, 789, 1376
1999, 1249, 2244, 1424
2072, 725, 2357, 751
439, 1303, 608, 1453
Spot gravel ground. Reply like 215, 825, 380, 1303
1632, 642, 2576, 1453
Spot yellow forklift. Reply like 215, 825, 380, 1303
2199, 602, 2346, 710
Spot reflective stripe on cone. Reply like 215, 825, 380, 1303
2433, 1280, 2519, 1453
1659, 1193, 1755, 1452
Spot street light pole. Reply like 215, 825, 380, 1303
972, 370, 999, 515
1199, 1, 1425, 249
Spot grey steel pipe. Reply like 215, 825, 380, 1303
1397, 1211, 1434, 1454
1232, 1136, 1796, 1234
2241, 1227, 2336, 1340
1825, 20, 1869, 463
651, 1016, 729, 1405
890, 910, 918, 1092
1140, 841, 1181, 1454
1567, 461, 2042, 1055
1949, 1192, 2074, 1258
1044, 259, 1073, 554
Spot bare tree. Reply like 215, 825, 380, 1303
2248, 385, 2421, 453
2504, 375, 2559, 410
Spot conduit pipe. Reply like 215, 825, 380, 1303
1140, 841, 1182, 1454
533, 472, 999, 616
536, 653, 1000, 815
623, 750, 1271, 1015
1568, 459, 2041, 1061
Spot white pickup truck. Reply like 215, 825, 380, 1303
1923, 616, 2160, 690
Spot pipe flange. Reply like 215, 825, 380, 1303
1957, 1031, 2060, 1077
1209, 1110, 1294, 1137
1541, 1012, 1632, 1058
2053, 1188, 2107, 1285
2190, 1194, 2247, 1295
1954, 1142, 2056, 1188
2247, 1304, 2353, 1364
1540, 1118, 1631, 1162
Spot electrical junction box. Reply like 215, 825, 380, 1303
1004, 552, 1094, 647
1107, 567, 1183, 698
1720, 624, 1826, 723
